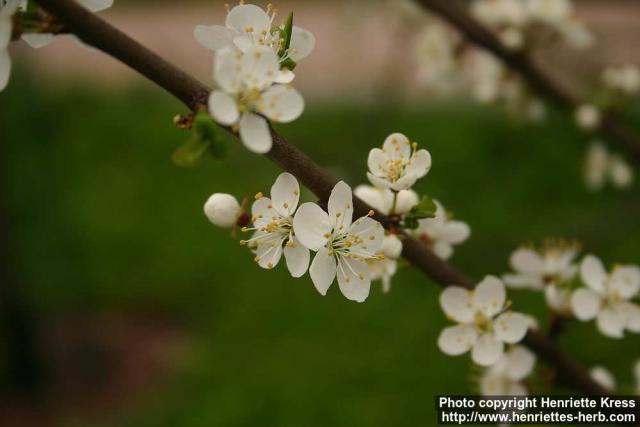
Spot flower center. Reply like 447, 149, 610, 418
474, 312, 493, 334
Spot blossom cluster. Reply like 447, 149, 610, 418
196, 2, 314, 154
204, 130, 471, 301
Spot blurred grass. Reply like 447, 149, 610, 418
1, 71, 639, 427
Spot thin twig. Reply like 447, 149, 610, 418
415, 0, 640, 163
33, 0, 607, 396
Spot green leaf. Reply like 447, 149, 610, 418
171, 136, 211, 167
403, 195, 437, 229
172, 111, 226, 166
280, 57, 297, 71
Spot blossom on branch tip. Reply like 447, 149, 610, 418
353, 185, 419, 216
240, 172, 309, 277
571, 255, 640, 338
208, 46, 304, 153
411, 200, 470, 260
367, 133, 432, 191
0, 0, 23, 91
438, 276, 530, 366
293, 181, 384, 302
204, 193, 242, 228
194, 2, 315, 67
480, 345, 536, 396
602, 65, 640, 96
503, 241, 579, 312
574, 104, 601, 131
21, 0, 113, 49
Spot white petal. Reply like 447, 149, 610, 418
494, 312, 529, 344
336, 257, 371, 302
259, 84, 304, 123
251, 197, 276, 230
571, 288, 601, 320
78, 0, 113, 12
382, 133, 411, 162
440, 221, 470, 244
21, 33, 55, 48
590, 366, 616, 391
580, 254, 607, 293
288, 26, 315, 62
620, 302, 640, 332
0, 49, 10, 91
405, 149, 432, 179
354, 185, 393, 215
433, 241, 453, 260
394, 190, 420, 214
194, 25, 236, 51
255, 237, 284, 270
275, 69, 295, 84
240, 45, 280, 90
503, 273, 543, 290
597, 307, 625, 338
366, 172, 392, 189
328, 181, 353, 230
283, 236, 310, 278
609, 265, 640, 299
225, 4, 271, 35
270, 172, 299, 217
367, 148, 387, 178
1, 17, 11, 49
232, 35, 253, 53
439, 286, 474, 323
510, 248, 544, 275
437, 324, 477, 356
239, 112, 272, 153
208, 90, 239, 126
473, 275, 506, 317
349, 216, 384, 255
293, 202, 331, 251
472, 333, 504, 366
390, 173, 418, 191
309, 248, 336, 296
505, 346, 536, 381
544, 285, 572, 312
213, 47, 242, 93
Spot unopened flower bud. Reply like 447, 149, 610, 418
204, 193, 241, 228
381, 234, 403, 260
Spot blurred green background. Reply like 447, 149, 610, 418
1, 63, 639, 427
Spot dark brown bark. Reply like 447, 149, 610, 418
33, 0, 608, 396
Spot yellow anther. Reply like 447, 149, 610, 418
254, 256, 260, 262
267, 204, 273, 208
244, 26, 254, 33
283, 203, 289, 209
241, 227, 249, 232
240, 240, 247, 245
336, 212, 342, 218
293, 190, 299, 195
323, 232, 331, 238
267, 262, 273, 268
369, 235, 375, 240
224, 3, 230, 12
367, 210, 375, 217
255, 192, 264, 200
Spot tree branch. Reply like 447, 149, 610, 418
416, 0, 640, 164
33, 0, 607, 396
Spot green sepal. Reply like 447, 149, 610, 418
403, 195, 437, 230
172, 111, 226, 167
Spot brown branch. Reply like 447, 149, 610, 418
33, 0, 607, 396
416, 0, 640, 164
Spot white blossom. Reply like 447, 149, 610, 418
574, 104, 601, 131
503, 241, 579, 312
480, 346, 536, 396
367, 133, 432, 191
590, 366, 616, 392
414, 24, 460, 93
438, 276, 530, 366
0, 0, 23, 91
462, 49, 509, 103
293, 181, 384, 302
381, 233, 402, 259
571, 255, 640, 338
204, 193, 242, 228
240, 172, 309, 277
584, 141, 634, 191
412, 200, 470, 260
194, 2, 315, 68
21, 0, 113, 48
369, 257, 397, 294
208, 46, 304, 153
602, 65, 640, 96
